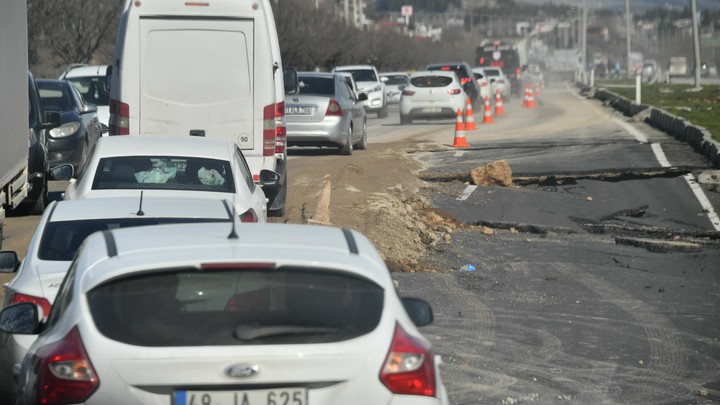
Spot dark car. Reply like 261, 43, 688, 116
36, 79, 102, 174
426, 62, 481, 105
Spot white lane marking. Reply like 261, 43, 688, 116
683, 174, 720, 231
651, 143, 672, 167
457, 185, 478, 201
454, 151, 465, 157
613, 117, 648, 143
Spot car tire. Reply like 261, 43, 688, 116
28, 178, 48, 216
400, 114, 411, 125
340, 130, 353, 155
356, 120, 368, 150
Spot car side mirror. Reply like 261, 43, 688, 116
0, 251, 21, 273
258, 169, 280, 187
283, 67, 299, 95
357, 93, 369, 101
105, 65, 113, 92
49, 164, 74, 181
0, 303, 43, 335
42, 111, 62, 130
83, 103, 98, 114
402, 297, 433, 327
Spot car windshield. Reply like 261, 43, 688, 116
88, 267, 384, 346
298, 76, 335, 96
38, 83, 72, 112
382, 75, 408, 85
411, 76, 453, 88
341, 69, 377, 82
66, 76, 110, 106
38, 217, 229, 261
92, 156, 235, 193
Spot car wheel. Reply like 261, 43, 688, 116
339, 129, 353, 155
356, 120, 368, 150
28, 178, 47, 216
400, 114, 411, 125
378, 102, 388, 119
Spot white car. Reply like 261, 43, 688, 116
59, 64, 111, 133
2, 222, 449, 405
380, 72, 410, 104
0, 196, 236, 404
470, 67, 493, 101
474, 66, 511, 99
333, 64, 388, 118
62, 135, 278, 222
399, 71, 468, 125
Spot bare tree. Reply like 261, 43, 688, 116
28, 0, 125, 68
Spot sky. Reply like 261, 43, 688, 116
512, 0, 720, 13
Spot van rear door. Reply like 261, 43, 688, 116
138, 19, 255, 150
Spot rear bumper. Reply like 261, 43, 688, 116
286, 118, 349, 147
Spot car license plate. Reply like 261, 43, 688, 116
175, 388, 307, 405
422, 107, 441, 113
286, 105, 313, 115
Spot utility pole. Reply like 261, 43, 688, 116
626, 0, 632, 78
691, 0, 702, 89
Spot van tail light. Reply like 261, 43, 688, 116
275, 102, 286, 155
8, 292, 52, 318
325, 99, 343, 117
263, 104, 276, 157
239, 208, 258, 223
109, 99, 130, 135
33, 327, 99, 405
379, 323, 436, 397
401, 90, 415, 96
447, 89, 462, 95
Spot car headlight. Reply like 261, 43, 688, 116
49, 122, 81, 138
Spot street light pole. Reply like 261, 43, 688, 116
691, 0, 702, 89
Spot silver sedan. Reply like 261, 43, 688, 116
285, 72, 368, 155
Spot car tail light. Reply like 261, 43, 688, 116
401, 89, 415, 96
478, 82, 488, 87
325, 99, 343, 117
275, 102, 286, 155
479, 57, 485, 65
33, 327, 99, 405
239, 208, 258, 222
447, 89, 462, 95
8, 292, 51, 318
516, 67, 521, 77
263, 104, 276, 157
380, 323, 436, 397
109, 99, 129, 135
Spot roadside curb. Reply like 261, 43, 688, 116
587, 86, 720, 168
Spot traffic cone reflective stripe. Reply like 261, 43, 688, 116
523, 85, 529, 108
494, 89, 505, 116
464, 98, 477, 131
482, 95, 493, 124
527, 86, 536, 109
452, 108, 469, 147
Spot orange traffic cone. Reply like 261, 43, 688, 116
482, 95, 493, 124
522, 85, 530, 108
464, 98, 477, 131
526, 86, 536, 109
452, 108, 469, 147
494, 89, 505, 116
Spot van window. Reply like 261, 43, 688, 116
143, 30, 250, 104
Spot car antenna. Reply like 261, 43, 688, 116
136, 191, 145, 216
228, 196, 238, 239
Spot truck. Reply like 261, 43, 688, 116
476, 39, 527, 96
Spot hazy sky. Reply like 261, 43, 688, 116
513, 0, 720, 12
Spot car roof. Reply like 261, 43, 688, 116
334, 65, 375, 71
92, 135, 235, 160
380, 72, 409, 76
61, 65, 109, 78
45, 196, 233, 222
76, 223, 391, 290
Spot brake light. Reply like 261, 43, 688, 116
440, 66, 450, 71
516, 67, 521, 77
325, 99, 343, 117
109, 99, 130, 135
479, 57, 485, 65
239, 208, 258, 222
9, 292, 51, 318
33, 327, 99, 405
275, 102, 286, 155
380, 323, 436, 397
263, 104, 276, 157
447, 89, 462, 95
401, 89, 415, 96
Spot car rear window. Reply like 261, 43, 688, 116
298, 76, 335, 96
38, 217, 229, 262
427, 65, 470, 79
91, 156, 235, 194
88, 267, 385, 346
338, 69, 377, 82
66, 76, 110, 106
484, 68, 501, 76
410, 76, 453, 88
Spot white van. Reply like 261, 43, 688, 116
109, 0, 287, 216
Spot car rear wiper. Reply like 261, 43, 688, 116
233, 324, 338, 341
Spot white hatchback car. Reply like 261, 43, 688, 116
0, 196, 236, 404
63, 135, 278, 222
399, 71, 468, 125
1, 222, 449, 405
333, 65, 388, 118
473, 67, 510, 99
